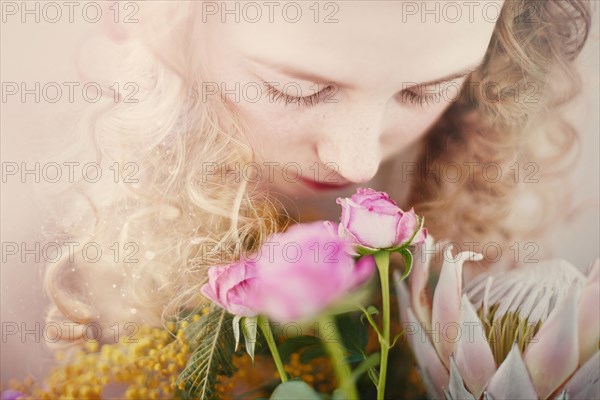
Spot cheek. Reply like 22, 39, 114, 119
235, 101, 309, 141
381, 104, 449, 157
232, 100, 318, 164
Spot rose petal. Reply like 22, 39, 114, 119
524, 284, 580, 399
200, 283, 221, 307
337, 197, 352, 229
486, 344, 538, 399
349, 255, 376, 287
413, 226, 428, 246
255, 221, 370, 322
207, 265, 222, 284
345, 204, 399, 248
214, 262, 254, 307
226, 278, 259, 317
0, 390, 25, 400
395, 208, 418, 246
455, 295, 497, 398
351, 188, 399, 213
357, 197, 399, 215
322, 220, 338, 238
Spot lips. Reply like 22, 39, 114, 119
299, 177, 353, 191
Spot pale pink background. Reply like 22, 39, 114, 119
1, 2, 598, 384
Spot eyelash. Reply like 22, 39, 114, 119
263, 82, 441, 108
263, 83, 334, 108
399, 90, 441, 107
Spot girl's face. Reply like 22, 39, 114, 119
200, 1, 503, 197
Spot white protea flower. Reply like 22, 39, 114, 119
395, 235, 599, 400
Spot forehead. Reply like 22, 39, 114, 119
203, 1, 504, 88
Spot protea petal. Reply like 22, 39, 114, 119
578, 259, 599, 364
446, 355, 475, 400
432, 245, 483, 368
524, 284, 580, 399
485, 344, 538, 400
563, 351, 600, 399
455, 295, 497, 398
409, 234, 435, 329
407, 309, 449, 399
554, 390, 568, 400
467, 260, 585, 324
416, 366, 444, 400
393, 271, 410, 324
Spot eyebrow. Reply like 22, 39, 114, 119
247, 55, 343, 87
246, 54, 483, 90
407, 62, 483, 88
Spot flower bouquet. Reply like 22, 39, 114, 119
2, 188, 598, 400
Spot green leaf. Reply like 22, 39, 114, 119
331, 388, 345, 400
351, 352, 381, 382
357, 304, 381, 337
278, 335, 322, 363
334, 314, 368, 364
356, 246, 378, 256
367, 367, 380, 388
396, 249, 414, 281
299, 345, 326, 363
270, 380, 322, 400
366, 305, 379, 316
176, 306, 236, 400
390, 333, 403, 349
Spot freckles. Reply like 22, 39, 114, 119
236, 102, 309, 143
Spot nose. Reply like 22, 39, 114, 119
316, 104, 385, 183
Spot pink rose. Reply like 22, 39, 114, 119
336, 188, 427, 251
254, 221, 376, 323
200, 260, 260, 317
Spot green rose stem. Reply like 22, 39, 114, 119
374, 251, 391, 400
319, 315, 359, 400
258, 315, 288, 382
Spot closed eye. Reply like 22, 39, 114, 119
263, 81, 448, 108
263, 82, 337, 108
398, 90, 443, 107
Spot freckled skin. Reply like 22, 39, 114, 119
198, 1, 504, 201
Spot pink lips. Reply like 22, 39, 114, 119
300, 177, 353, 191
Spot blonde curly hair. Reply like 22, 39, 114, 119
43, 0, 592, 349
